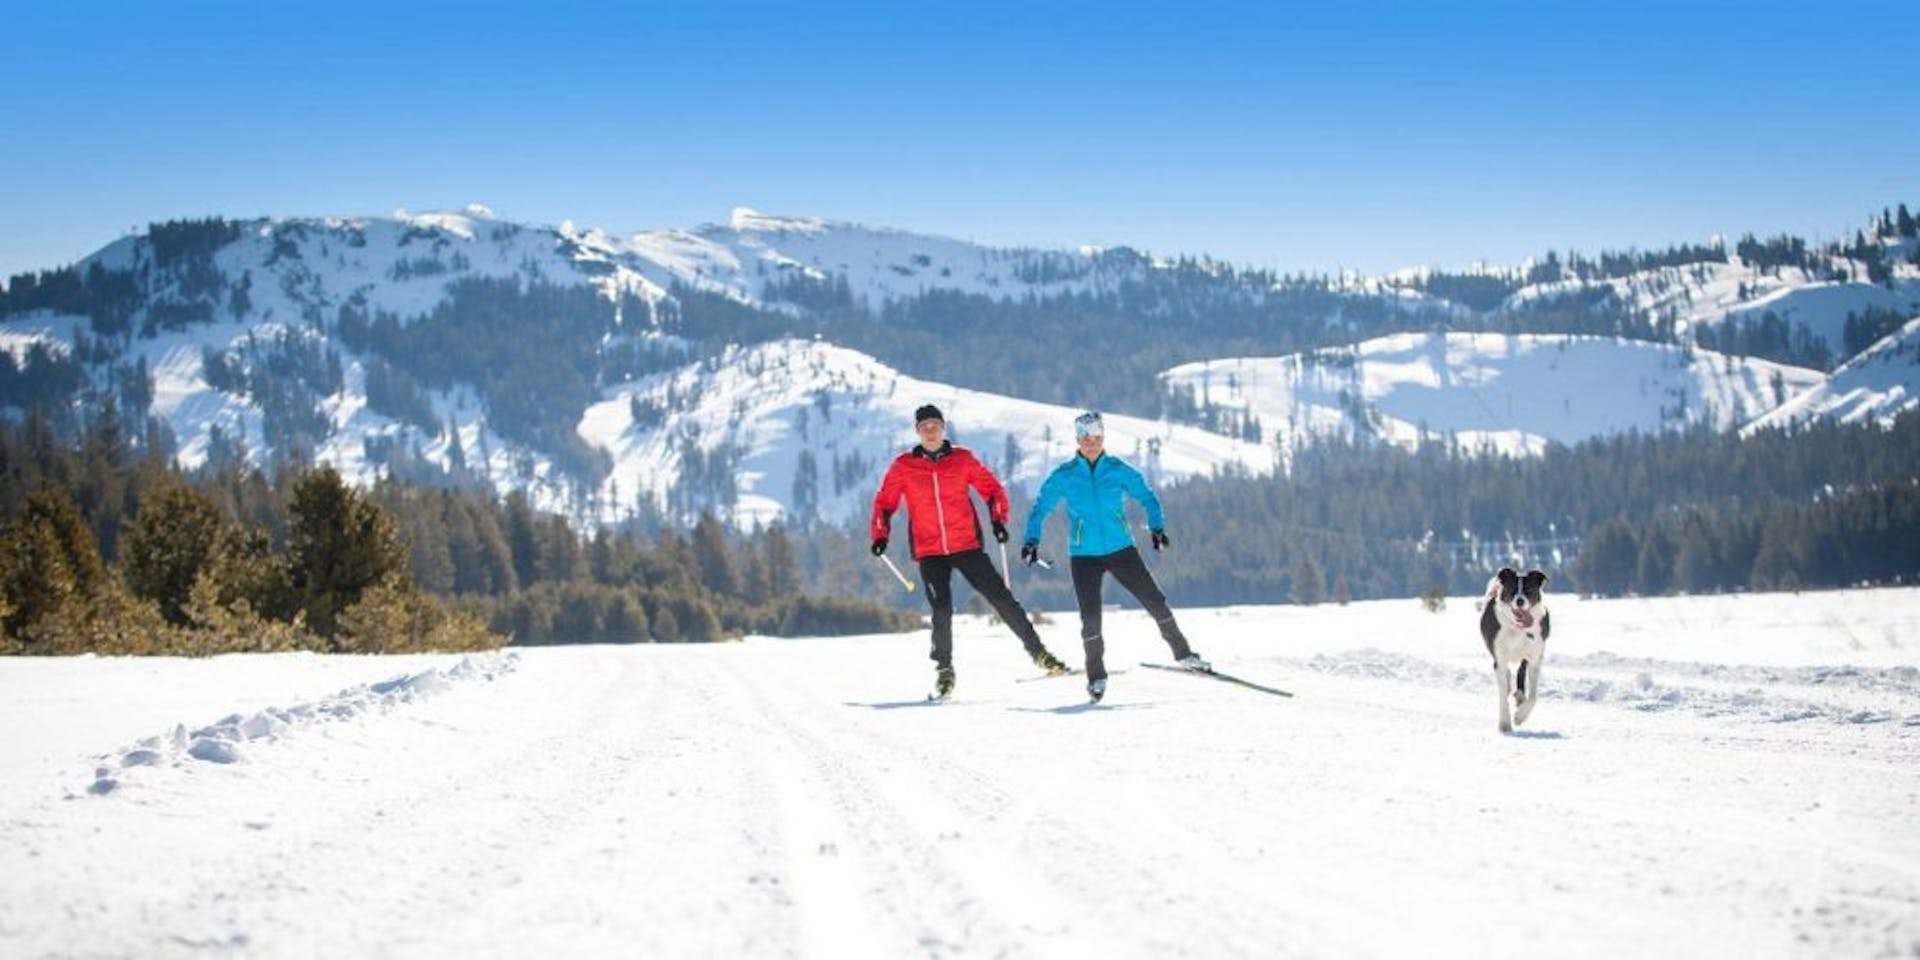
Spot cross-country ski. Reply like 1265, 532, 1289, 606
1012, 667, 1129, 683
1139, 661, 1295, 698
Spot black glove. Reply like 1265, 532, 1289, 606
871, 537, 888, 556
991, 521, 1009, 543
1150, 529, 1170, 552
1019, 542, 1039, 566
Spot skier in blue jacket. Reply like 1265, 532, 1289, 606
1021, 411, 1208, 701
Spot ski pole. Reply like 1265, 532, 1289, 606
878, 553, 916, 593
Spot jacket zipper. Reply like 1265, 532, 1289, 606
1084, 456, 1101, 549
932, 469, 950, 554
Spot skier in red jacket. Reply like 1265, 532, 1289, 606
871, 404, 1070, 698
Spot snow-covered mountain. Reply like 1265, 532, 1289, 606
3, 205, 1917, 528
577, 339, 1274, 528
1163, 333, 1828, 457
1498, 259, 1920, 361
623, 207, 1140, 308
1744, 317, 1920, 433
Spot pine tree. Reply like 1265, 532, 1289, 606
691, 512, 740, 597
791, 449, 818, 524
739, 546, 771, 606
1291, 558, 1325, 606
445, 419, 468, 476
536, 514, 582, 584
31, 485, 107, 593
504, 491, 539, 588
1571, 517, 1637, 597
285, 466, 407, 640
650, 604, 680, 642
587, 529, 620, 585
764, 524, 800, 597
78, 404, 130, 559
1673, 511, 1721, 594
1634, 524, 1677, 596
182, 525, 302, 650
603, 592, 648, 643
123, 481, 225, 625
337, 572, 495, 653
0, 510, 83, 644
1747, 519, 1802, 591
400, 501, 456, 594
672, 595, 723, 643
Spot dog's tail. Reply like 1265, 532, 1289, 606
1480, 576, 1501, 613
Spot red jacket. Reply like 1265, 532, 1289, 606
871, 442, 1010, 560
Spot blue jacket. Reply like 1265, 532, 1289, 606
1023, 453, 1165, 557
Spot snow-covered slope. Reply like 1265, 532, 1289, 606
1744, 316, 1920, 432
1162, 332, 1826, 456
579, 338, 1274, 528
624, 207, 1130, 308
7, 207, 1919, 525
1493, 246, 1920, 361
1714, 279, 1915, 356
3, 589, 1916, 957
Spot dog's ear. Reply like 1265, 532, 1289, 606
1523, 569, 1548, 588
1497, 567, 1518, 585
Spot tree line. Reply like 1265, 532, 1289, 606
5, 403, 1914, 658
0, 407, 916, 656
981, 412, 1920, 614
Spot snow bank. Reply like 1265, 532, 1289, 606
87, 653, 517, 795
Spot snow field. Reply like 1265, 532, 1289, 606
1, 588, 1916, 958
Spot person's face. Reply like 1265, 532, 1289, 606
916, 418, 946, 447
1077, 431, 1104, 457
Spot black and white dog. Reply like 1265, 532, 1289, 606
1479, 567, 1551, 733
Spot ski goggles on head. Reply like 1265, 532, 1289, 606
1073, 411, 1104, 438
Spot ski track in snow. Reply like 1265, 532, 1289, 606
2, 590, 1918, 958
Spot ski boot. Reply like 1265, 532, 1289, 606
1176, 653, 1212, 673
932, 664, 956, 700
1087, 677, 1107, 703
1033, 650, 1071, 676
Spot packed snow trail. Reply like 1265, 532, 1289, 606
2, 590, 1917, 958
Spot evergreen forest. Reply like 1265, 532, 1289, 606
957, 412, 1920, 616
0, 407, 916, 656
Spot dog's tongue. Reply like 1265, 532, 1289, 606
1513, 606, 1535, 628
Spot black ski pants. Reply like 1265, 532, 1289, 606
1070, 546, 1193, 680
918, 549, 1046, 668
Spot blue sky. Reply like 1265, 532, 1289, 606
3, 0, 1914, 283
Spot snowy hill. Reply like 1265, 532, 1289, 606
1744, 316, 1920, 432
3, 589, 1916, 957
1161, 333, 1826, 456
5, 206, 1920, 525
625, 207, 1136, 308
1499, 261, 1920, 361
577, 338, 1274, 528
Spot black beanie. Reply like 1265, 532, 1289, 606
914, 404, 944, 424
